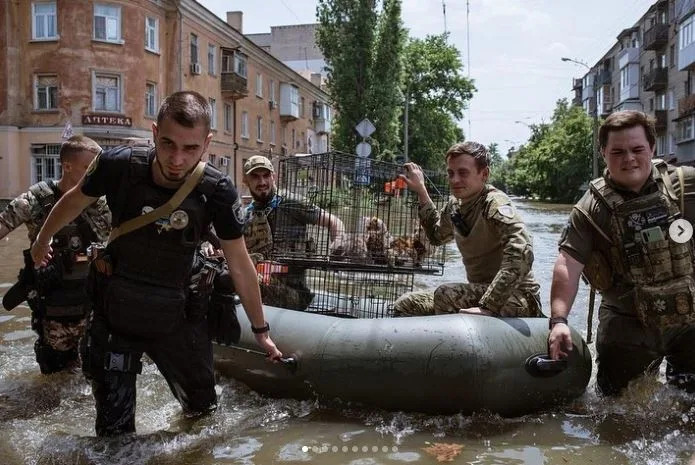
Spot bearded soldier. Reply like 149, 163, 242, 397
394, 141, 542, 318
1, 135, 110, 374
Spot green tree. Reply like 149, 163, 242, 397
402, 34, 475, 169
316, 0, 405, 154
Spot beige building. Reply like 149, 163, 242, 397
0, 0, 332, 200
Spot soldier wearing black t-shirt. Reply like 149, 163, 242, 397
31, 91, 282, 436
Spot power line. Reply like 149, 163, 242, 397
279, 0, 302, 22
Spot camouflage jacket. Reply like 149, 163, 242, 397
419, 184, 539, 312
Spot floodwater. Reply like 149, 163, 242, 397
1, 200, 695, 465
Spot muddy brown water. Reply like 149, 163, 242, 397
1, 200, 694, 465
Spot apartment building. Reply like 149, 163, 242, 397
0, 0, 332, 199
569, 0, 695, 164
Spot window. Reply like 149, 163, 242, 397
190, 34, 198, 64
658, 54, 666, 68
270, 120, 276, 145
241, 111, 249, 138
31, 144, 61, 183
669, 89, 675, 110
209, 98, 217, 130
94, 73, 120, 112
145, 82, 156, 117
94, 4, 121, 42
670, 44, 676, 67
300, 96, 305, 118
678, 116, 694, 142
209, 154, 217, 166
224, 103, 233, 133
269, 79, 276, 103
620, 67, 629, 92
145, 16, 158, 52
657, 135, 667, 156
32, 2, 57, 40
35, 74, 58, 110
208, 44, 216, 75
656, 92, 666, 110
681, 16, 695, 50
292, 128, 296, 149
256, 73, 263, 97
235, 52, 247, 77
256, 116, 263, 141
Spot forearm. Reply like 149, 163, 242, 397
550, 252, 582, 319
221, 238, 265, 328
0, 222, 12, 241
36, 187, 96, 245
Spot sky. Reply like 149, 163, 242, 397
198, 0, 658, 156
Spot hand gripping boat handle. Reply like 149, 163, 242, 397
228, 346, 298, 373
525, 354, 568, 377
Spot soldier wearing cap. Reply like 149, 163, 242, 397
394, 141, 542, 318
242, 155, 345, 310
549, 110, 695, 396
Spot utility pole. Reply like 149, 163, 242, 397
403, 89, 409, 163
561, 57, 599, 179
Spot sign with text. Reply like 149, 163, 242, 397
82, 114, 132, 127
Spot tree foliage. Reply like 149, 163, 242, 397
402, 34, 475, 170
495, 99, 593, 203
316, 0, 405, 154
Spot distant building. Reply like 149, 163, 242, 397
568, 0, 695, 165
0, 1, 333, 199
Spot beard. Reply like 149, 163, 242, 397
252, 186, 276, 205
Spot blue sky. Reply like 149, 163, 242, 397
199, 0, 656, 156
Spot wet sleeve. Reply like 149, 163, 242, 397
418, 199, 454, 246
558, 192, 596, 266
477, 197, 535, 312
208, 176, 245, 240
0, 192, 34, 231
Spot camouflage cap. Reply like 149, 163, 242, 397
244, 155, 274, 175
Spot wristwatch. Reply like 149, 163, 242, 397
548, 316, 568, 330
251, 322, 270, 334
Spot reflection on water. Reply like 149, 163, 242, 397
1, 201, 695, 465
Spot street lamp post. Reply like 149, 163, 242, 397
562, 57, 600, 180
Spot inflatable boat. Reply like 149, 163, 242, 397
214, 305, 592, 416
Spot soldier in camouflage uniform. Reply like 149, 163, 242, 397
242, 155, 345, 310
394, 141, 542, 318
0, 135, 110, 374
550, 111, 695, 396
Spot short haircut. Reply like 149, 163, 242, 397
445, 141, 490, 171
599, 110, 656, 150
59, 135, 101, 163
157, 91, 211, 132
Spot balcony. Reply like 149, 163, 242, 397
679, 94, 695, 118
676, 0, 695, 23
618, 47, 639, 68
572, 78, 582, 91
643, 67, 668, 92
221, 71, 248, 99
643, 23, 669, 51
600, 98, 613, 116
596, 69, 612, 86
654, 109, 668, 131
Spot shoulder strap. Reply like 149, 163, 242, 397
573, 205, 613, 245
108, 161, 207, 244
678, 166, 685, 215
655, 161, 679, 202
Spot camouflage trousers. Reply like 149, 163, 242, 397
393, 283, 543, 318
42, 318, 87, 351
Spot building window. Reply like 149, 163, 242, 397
94, 73, 121, 112
669, 89, 675, 111
270, 120, 276, 145
292, 128, 296, 149
269, 79, 276, 103
256, 116, 263, 141
32, 2, 57, 40
235, 52, 247, 77
241, 111, 249, 138
94, 4, 121, 42
300, 97, 305, 118
256, 73, 263, 98
656, 92, 666, 110
35, 74, 58, 110
145, 16, 158, 52
681, 16, 695, 50
657, 135, 667, 156
670, 44, 676, 67
224, 103, 233, 133
678, 116, 694, 142
145, 82, 156, 117
208, 44, 216, 75
32, 144, 62, 183
190, 34, 198, 64
209, 154, 217, 166
209, 98, 217, 130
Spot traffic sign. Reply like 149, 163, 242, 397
356, 141, 371, 158
355, 118, 376, 138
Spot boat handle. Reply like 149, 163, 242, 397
525, 354, 567, 376
228, 346, 298, 373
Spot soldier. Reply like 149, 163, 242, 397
549, 110, 695, 396
242, 155, 345, 310
394, 141, 542, 317
0, 135, 110, 374
31, 91, 282, 436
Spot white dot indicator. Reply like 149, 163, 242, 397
301, 446, 309, 452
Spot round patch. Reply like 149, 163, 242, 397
170, 210, 189, 230
497, 205, 515, 219
232, 197, 246, 225
85, 152, 101, 177
141, 206, 154, 215
69, 236, 82, 251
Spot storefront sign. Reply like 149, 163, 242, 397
82, 114, 132, 127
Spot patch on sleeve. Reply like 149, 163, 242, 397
497, 204, 515, 219
232, 196, 246, 226
85, 152, 101, 177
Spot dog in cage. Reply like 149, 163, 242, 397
388, 219, 431, 267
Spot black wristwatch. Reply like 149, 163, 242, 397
251, 322, 270, 334
548, 316, 568, 330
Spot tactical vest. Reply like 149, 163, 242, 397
244, 198, 276, 258
29, 181, 97, 318
590, 161, 695, 328
108, 146, 223, 290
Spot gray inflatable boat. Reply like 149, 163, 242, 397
214, 305, 592, 416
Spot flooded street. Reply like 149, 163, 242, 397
1, 200, 695, 465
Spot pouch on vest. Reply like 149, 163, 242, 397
582, 250, 613, 291
635, 275, 695, 329
104, 275, 186, 338
43, 285, 88, 319
245, 212, 273, 256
